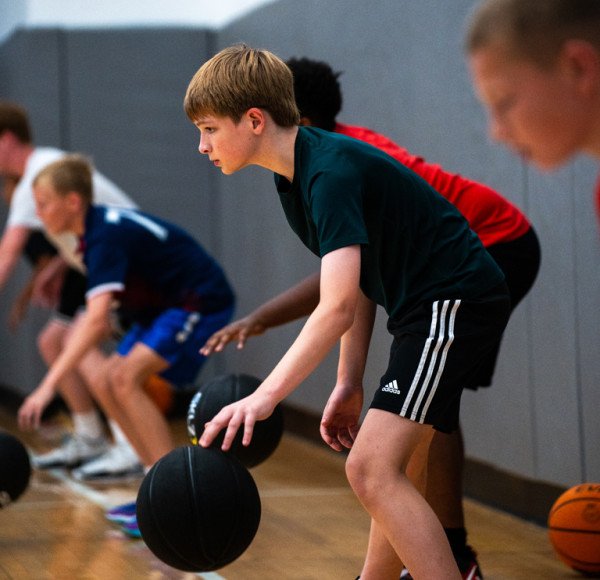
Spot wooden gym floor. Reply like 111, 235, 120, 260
0, 404, 580, 580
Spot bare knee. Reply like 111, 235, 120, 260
346, 445, 417, 514
37, 322, 67, 363
108, 363, 142, 402
346, 449, 381, 507
85, 367, 109, 400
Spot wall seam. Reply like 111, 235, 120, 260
570, 163, 587, 480
56, 28, 70, 150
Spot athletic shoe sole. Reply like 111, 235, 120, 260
71, 468, 144, 485
33, 451, 106, 470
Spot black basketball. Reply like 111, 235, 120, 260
136, 445, 261, 572
187, 373, 284, 468
0, 431, 31, 508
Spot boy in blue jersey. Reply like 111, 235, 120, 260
17, 154, 235, 534
183, 45, 510, 579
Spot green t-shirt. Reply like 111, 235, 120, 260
275, 127, 504, 319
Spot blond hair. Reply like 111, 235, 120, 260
465, 0, 600, 67
184, 44, 300, 127
34, 154, 94, 205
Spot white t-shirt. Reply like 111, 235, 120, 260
7, 147, 137, 271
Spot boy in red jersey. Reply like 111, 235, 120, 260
201, 57, 541, 579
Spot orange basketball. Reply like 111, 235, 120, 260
548, 483, 600, 575
143, 374, 174, 415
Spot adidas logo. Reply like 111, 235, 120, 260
382, 380, 401, 395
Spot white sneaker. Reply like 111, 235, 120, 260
71, 443, 143, 483
33, 434, 109, 469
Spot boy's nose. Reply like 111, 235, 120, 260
199, 137, 210, 154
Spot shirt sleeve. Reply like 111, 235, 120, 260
6, 179, 41, 228
91, 172, 138, 209
309, 165, 369, 257
85, 240, 128, 299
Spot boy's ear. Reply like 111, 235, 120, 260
0, 129, 17, 147
246, 107, 266, 132
66, 190, 84, 211
561, 40, 600, 96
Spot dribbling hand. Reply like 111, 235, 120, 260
199, 391, 275, 451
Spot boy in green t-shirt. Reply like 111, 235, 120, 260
184, 44, 510, 579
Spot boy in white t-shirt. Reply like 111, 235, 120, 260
0, 101, 144, 481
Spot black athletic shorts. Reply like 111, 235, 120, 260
56, 267, 87, 320
370, 283, 511, 433
467, 226, 541, 388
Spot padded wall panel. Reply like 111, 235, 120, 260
0, 28, 64, 145
63, 29, 216, 242
0, 28, 65, 395
572, 157, 600, 481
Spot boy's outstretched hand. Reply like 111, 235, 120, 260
320, 384, 363, 452
200, 314, 266, 356
199, 390, 276, 450
18, 384, 55, 431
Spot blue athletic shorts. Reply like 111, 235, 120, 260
117, 305, 235, 388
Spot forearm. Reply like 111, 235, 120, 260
38, 311, 110, 395
17, 257, 53, 305
0, 226, 30, 291
38, 255, 68, 283
0, 255, 19, 291
337, 292, 377, 385
257, 300, 355, 403
12, 283, 34, 313
251, 272, 320, 329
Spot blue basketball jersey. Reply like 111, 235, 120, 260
82, 206, 234, 324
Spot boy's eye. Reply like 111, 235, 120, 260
196, 123, 214, 133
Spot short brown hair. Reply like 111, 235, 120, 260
0, 101, 32, 143
184, 44, 300, 127
34, 155, 94, 205
465, 0, 600, 67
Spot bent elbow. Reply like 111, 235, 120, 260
328, 301, 356, 334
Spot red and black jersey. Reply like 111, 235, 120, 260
336, 123, 530, 247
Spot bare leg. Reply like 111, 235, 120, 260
360, 423, 439, 577
78, 349, 154, 466
347, 409, 460, 580
38, 318, 98, 414
109, 345, 174, 465
361, 520, 404, 579
425, 429, 465, 529
83, 345, 173, 467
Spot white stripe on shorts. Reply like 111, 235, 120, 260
400, 299, 461, 424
